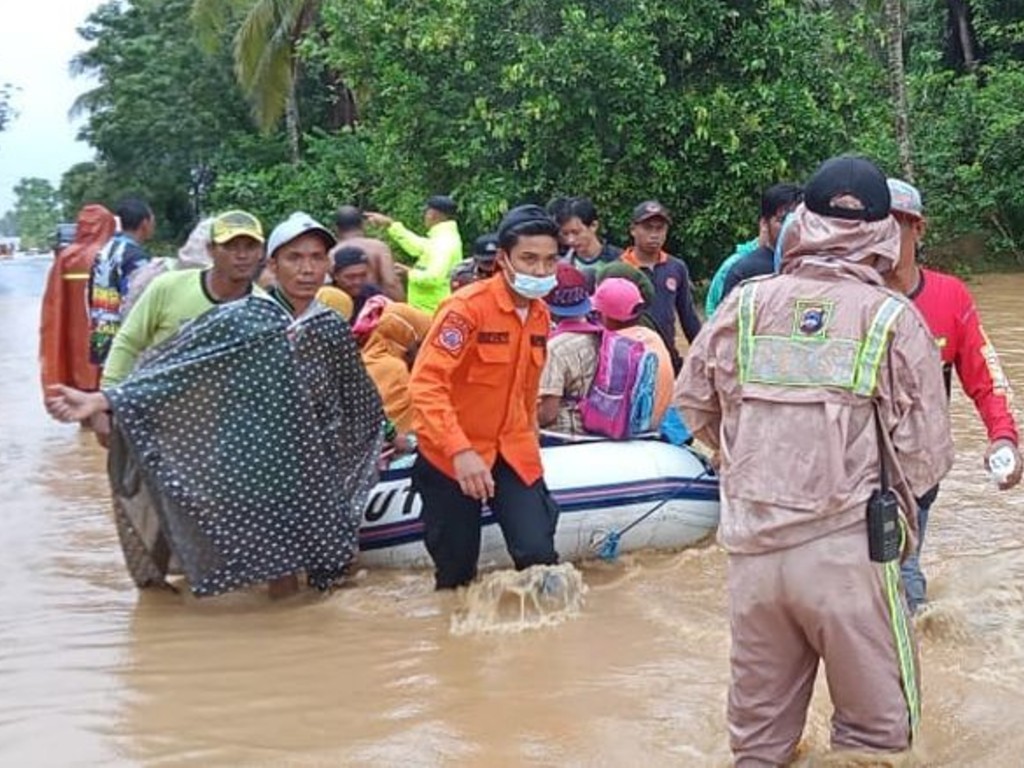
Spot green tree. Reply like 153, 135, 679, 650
71, 0, 270, 238
192, 0, 325, 161
13, 177, 60, 250
0, 209, 17, 237
307, 0, 892, 275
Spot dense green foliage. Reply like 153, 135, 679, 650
62, 0, 1024, 274
13, 178, 60, 249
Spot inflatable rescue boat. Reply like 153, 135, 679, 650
358, 438, 720, 568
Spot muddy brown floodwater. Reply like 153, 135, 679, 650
2, 257, 1023, 767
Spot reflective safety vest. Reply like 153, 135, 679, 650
736, 281, 907, 397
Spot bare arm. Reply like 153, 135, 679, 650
538, 395, 561, 428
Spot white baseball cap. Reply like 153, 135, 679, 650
267, 212, 336, 258
886, 178, 924, 220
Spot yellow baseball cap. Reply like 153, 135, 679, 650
211, 210, 264, 244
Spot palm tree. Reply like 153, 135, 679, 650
193, 0, 320, 162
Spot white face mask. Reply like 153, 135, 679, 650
506, 269, 557, 300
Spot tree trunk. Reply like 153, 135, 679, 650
286, 68, 301, 163
885, 0, 914, 182
947, 0, 978, 72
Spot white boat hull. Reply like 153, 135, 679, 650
358, 440, 720, 569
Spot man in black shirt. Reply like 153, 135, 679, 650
720, 183, 803, 302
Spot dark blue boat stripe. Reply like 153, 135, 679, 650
359, 479, 720, 551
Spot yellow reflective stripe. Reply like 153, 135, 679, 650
737, 282, 758, 382
853, 297, 906, 396
883, 521, 920, 738
63, 273, 91, 280
884, 558, 920, 737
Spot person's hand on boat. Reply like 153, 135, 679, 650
985, 438, 1022, 490
45, 385, 109, 424
453, 449, 494, 500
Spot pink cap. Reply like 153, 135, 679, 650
592, 277, 644, 322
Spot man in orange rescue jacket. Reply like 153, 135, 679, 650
409, 205, 561, 589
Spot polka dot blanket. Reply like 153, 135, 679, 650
105, 295, 385, 597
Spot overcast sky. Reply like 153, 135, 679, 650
0, 0, 103, 214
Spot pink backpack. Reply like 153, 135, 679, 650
580, 330, 658, 439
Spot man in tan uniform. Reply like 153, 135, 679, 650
675, 155, 954, 765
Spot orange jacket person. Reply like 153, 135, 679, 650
39, 204, 117, 398
409, 205, 561, 589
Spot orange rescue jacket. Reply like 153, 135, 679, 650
410, 274, 549, 485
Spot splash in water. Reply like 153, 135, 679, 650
450, 563, 587, 636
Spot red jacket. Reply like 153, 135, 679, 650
911, 268, 1018, 444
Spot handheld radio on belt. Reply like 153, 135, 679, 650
867, 403, 901, 563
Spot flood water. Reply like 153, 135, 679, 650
2, 256, 1023, 766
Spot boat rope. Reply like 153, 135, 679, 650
590, 469, 713, 561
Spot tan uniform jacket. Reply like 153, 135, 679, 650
676, 258, 954, 554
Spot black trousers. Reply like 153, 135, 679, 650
412, 454, 560, 589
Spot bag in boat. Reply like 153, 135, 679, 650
105, 295, 384, 597
580, 330, 658, 440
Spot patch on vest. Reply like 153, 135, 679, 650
665, 276, 678, 292
793, 299, 833, 338
434, 312, 473, 356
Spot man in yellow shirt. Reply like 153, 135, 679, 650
366, 195, 463, 314
100, 210, 264, 389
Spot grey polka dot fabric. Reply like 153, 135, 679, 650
105, 296, 385, 597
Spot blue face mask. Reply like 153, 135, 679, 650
507, 270, 557, 300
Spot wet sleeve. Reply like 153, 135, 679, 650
408, 300, 477, 459
387, 221, 429, 264
886, 309, 956, 496
100, 279, 163, 388
952, 287, 1019, 445
673, 310, 727, 449
674, 261, 703, 342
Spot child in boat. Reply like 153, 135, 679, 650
538, 263, 601, 435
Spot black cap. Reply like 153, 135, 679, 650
425, 195, 457, 217
496, 204, 558, 243
804, 155, 891, 223
332, 245, 368, 271
631, 200, 672, 225
334, 205, 364, 232
472, 234, 499, 263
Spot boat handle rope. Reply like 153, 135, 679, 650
589, 469, 714, 561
